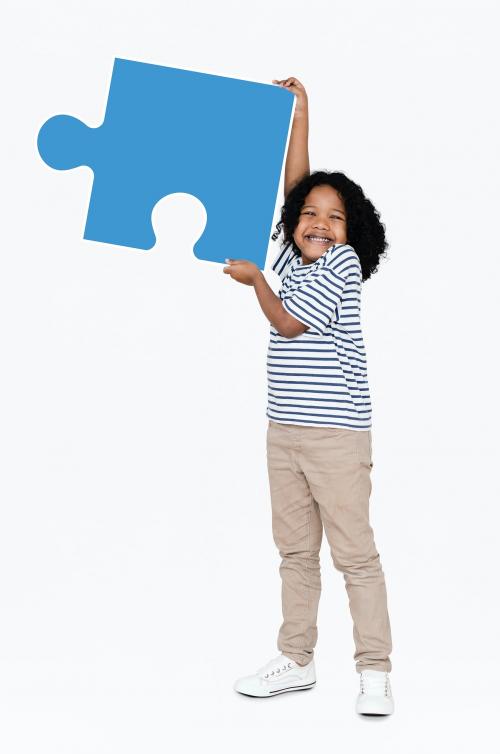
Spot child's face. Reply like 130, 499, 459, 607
293, 185, 348, 264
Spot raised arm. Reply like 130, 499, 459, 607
273, 77, 310, 197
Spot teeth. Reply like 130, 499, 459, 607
307, 236, 331, 242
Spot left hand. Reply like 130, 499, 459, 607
223, 259, 260, 286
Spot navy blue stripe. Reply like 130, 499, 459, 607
282, 298, 325, 333
268, 352, 368, 368
268, 403, 371, 416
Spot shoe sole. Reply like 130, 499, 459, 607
356, 700, 394, 715
235, 680, 316, 697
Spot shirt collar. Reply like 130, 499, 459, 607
295, 243, 340, 270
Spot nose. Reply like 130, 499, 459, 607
312, 216, 329, 227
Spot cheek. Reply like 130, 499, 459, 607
294, 225, 305, 242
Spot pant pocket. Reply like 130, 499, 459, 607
354, 430, 373, 468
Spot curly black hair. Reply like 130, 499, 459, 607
271, 170, 389, 281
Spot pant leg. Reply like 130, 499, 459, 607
266, 420, 323, 667
299, 426, 393, 673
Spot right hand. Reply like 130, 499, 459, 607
272, 77, 308, 118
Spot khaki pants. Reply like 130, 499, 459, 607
266, 419, 392, 673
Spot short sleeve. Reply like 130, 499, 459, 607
270, 242, 297, 282
281, 265, 348, 336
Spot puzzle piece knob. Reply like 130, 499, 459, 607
37, 115, 92, 171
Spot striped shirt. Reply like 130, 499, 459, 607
266, 242, 372, 430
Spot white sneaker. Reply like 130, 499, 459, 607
233, 653, 316, 697
355, 669, 394, 715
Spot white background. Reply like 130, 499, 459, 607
1, 0, 499, 751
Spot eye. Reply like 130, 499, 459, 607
302, 211, 343, 220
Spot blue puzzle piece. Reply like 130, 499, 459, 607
37, 58, 294, 269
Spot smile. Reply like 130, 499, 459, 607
305, 236, 333, 245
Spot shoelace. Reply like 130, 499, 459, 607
260, 657, 294, 679
360, 672, 391, 697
